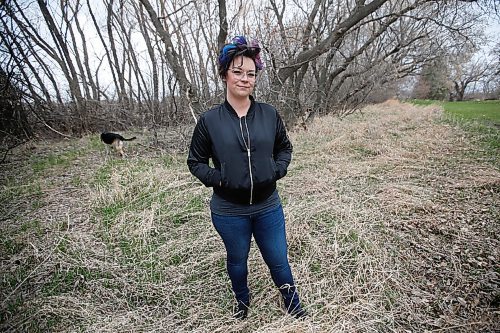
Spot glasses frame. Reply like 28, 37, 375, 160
228, 68, 257, 80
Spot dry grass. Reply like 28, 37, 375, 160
1, 100, 498, 332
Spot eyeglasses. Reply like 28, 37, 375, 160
229, 68, 257, 80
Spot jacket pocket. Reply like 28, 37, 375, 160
253, 157, 277, 186
221, 161, 250, 189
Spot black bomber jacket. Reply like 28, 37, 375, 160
187, 97, 293, 205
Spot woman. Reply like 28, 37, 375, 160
187, 36, 306, 319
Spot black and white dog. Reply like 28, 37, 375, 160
100, 132, 136, 157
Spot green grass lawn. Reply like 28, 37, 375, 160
408, 99, 499, 161
443, 100, 500, 123
409, 99, 500, 123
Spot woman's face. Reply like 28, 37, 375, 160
225, 55, 256, 100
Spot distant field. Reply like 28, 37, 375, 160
409, 99, 500, 123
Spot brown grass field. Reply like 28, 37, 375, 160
0, 100, 498, 332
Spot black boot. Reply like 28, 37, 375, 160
279, 284, 307, 319
233, 299, 249, 319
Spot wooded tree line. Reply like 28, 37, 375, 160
0, 0, 498, 140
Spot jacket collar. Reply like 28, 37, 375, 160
224, 95, 256, 118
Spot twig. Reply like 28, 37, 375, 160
186, 88, 197, 125
429, 322, 487, 332
0, 139, 30, 164
1, 212, 71, 308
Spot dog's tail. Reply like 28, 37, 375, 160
123, 137, 137, 141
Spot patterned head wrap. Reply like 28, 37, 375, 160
218, 36, 264, 76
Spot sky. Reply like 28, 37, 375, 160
484, 13, 500, 53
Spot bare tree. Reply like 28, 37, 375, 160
69, 0, 100, 101
138, 0, 198, 107
134, 1, 160, 121
0, 13, 53, 105
86, 0, 119, 102
0, 0, 495, 136
449, 55, 492, 100
105, 0, 128, 104
217, 0, 228, 52
36, 0, 86, 129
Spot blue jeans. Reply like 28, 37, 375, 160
211, 204, 298, 306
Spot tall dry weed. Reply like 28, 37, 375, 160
1, 101, 498, 332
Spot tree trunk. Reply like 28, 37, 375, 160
87, 0, 119, 102
72, 0, 100, 101
106, 0, 128, 104
217, 0, 228, 52
139, 0, 199, 117
136, 2, 159, 122
36, 0, 86, 131
61, 1, 92, 100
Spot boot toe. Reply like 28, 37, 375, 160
233, 301, 249, 319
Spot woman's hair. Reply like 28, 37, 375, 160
218, 36, 264, 78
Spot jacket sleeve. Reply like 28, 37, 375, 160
273, 112, 293, 180
187, 116, 222, 187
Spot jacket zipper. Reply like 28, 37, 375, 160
239, 116, 253, 204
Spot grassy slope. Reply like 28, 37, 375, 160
0, 101, 498, 332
